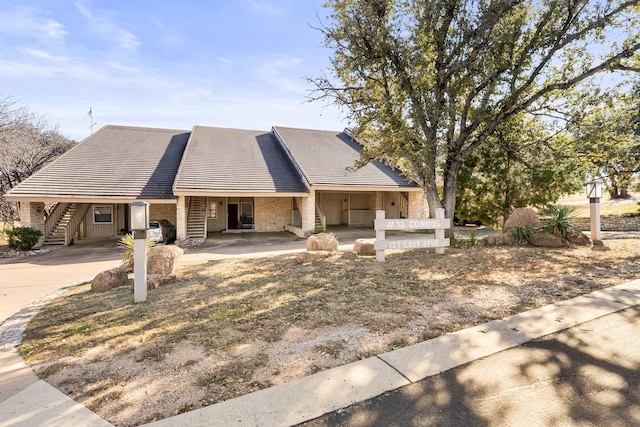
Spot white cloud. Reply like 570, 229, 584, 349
74, 1, 140, 50
0, 7, 67, 40
252, 56, 306, 94
242, 0, 286, 17
23, 48, 67, 62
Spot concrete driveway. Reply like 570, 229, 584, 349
0, 239, 122, 325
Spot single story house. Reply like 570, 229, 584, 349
6, 124, 425, 246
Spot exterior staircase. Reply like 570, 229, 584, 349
44, 203, 90, 245
315, 211, 324, 231
187, 197, 206, 239
314, 201, 326, 232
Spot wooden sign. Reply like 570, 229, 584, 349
374, 238, 450, 250
374, 218, 451, 230
375, 209, 450, 262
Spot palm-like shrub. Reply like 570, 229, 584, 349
539, 205, 577, 239
117, 233, 157, 271
510, 224, 533, 244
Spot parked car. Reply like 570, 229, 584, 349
454, 214, 483, 227
146, 219, 176, 243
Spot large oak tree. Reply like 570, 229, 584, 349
311, 0, 640, 219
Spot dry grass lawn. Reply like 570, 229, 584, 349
20, 239, 640, 426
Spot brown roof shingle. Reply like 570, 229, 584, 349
272, 126, 417, 188
173, 126, 308, 194
6, 125, 189, 200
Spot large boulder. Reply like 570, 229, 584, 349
529, 232, 564, 248
147, 245, 184, 276
146, 274, 177, 290
484, 234, 514, 246
296, 251, 333, 264
504, 208, 541, 231
92, 266, 129, 291
305, 233, 339, 252
353, 238, 376, 256
567, 232, 591, 246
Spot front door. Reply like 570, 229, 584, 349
228, 203, 239, 229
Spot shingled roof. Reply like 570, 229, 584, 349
272, 126, 417, 189
5, 125, 190, 202
173, 126, 308, 195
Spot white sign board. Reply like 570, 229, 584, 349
375, 238, 450, 250
374, 209, 450, 262
375, 218, 451, 230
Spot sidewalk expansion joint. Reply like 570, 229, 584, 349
376, 355, 413, 383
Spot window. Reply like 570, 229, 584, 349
93, 205, 113, 224
241, 202, 253, 218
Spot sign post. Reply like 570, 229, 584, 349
374, 208, 450, 262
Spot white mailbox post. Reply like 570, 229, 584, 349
130, 201, 149, 303
586, 180, 602, 242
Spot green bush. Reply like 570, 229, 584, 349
540, 205, 577, 239
6, 227, 43, 251
510, 224, 533, 243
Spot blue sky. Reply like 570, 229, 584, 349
0, 0, 345, 141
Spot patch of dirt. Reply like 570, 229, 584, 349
20, 239, 640, 426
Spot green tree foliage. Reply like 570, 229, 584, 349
572, 88, 640, 198
456, 114, 583, 227
312, 0, 640, 220
0, 98, 74, 223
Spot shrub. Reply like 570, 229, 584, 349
465, 230, 481, 247
510, 224, 533, 244
540, 205, 577, 239
6, 227, 43, 251
117, 233, 157, 271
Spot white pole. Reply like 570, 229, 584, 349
435, 208, 445, 254
376, 210, 386, 263
590, 197, 601, 242
133, 231, 147, 303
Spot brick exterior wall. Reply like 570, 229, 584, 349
574, 215, 640, 231
150, 203, 177, 224
176, 196, 187, 240
408, 190, 428, 218
19, 202, 45, 246
375, 192, 384, 210
254, 197, 292, 232
301, 190, 316, 235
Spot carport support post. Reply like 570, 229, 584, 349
376, 210, 385, 263
133, 231, 147, 303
